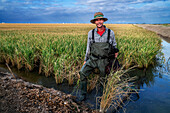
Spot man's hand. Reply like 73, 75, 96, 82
115, 53, 118, 58
83, 61, 86, 65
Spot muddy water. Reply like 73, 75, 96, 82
0, 38, 170, 112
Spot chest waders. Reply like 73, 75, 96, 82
79, 29, 112, 101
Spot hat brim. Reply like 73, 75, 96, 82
90, 17, 108, 24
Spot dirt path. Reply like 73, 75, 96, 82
134, 24, 170, 39
0, 72, 96, 113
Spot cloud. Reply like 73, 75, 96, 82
76, 0, 170, 23
1, 0, 7, 2
0, 0, 170, 23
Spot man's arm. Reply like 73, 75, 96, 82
84, 31, 92, 63
110, 30, 119, 58
110, 30, 117, 47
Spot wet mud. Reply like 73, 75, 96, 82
0, 72, 96, 113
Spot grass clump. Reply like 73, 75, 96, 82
99, 66, 137, 113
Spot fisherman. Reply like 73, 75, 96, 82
78, 12, 119, 101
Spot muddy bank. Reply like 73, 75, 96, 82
134, 24, 170, 39
0, 72, 95, 113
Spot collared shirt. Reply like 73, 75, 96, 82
84, 26, 117, 61
97, 28, 105, 36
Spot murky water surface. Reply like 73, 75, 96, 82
0, 38, 169, 112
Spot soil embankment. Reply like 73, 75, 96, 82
134, 24, 170, 39
0, 71, 94, 113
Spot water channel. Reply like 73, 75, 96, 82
0, 37, 169, 113
119, 37, 170, 113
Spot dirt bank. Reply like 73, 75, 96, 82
0, 72, 95, 113
134, 24, 170, 39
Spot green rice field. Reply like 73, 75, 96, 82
0, 23, 161, 84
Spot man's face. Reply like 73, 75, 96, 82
95, 18, 104, 28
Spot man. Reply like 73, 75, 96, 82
79, 12, 119, 101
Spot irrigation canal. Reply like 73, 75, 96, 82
0, 37, 169, 113
118, 37, 170, 113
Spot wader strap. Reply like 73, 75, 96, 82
92, 29, 95, 43
107, 29, 110, 43
92, 28, 110, 43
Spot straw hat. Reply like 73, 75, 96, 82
90, 12, 108, 24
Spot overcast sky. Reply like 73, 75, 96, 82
0, 0, 170, 24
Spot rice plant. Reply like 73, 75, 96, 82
0, 23, 161, 84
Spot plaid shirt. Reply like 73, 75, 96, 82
85, 26, 117, 61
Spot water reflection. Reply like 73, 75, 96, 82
128, 67, 156, 88
0, 63, 75, 95
153, 38, 170, 80
128, 38, 170, 88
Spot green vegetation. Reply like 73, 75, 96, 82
162, 24, 170, 27
0, 24, 161, 84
